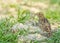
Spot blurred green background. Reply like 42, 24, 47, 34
0, 0, 60, 43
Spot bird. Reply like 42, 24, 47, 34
36, 12, 52, 37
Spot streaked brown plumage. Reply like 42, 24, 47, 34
37, 12, 51, 37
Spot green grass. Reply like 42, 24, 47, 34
0, 8, 30, 43
0, 8, 60, 43
0, 18, 17, 43
0, 9, 60, 43
44, 8, 60, 23
46, 29, 60, 43
0, 1, 60, 43
17, 7, 30, 23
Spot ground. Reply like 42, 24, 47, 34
0, 0, 60, 43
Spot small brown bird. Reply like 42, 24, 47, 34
36, 12, 52, 37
